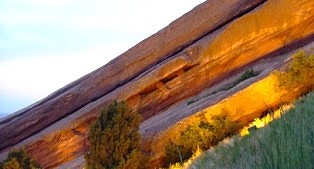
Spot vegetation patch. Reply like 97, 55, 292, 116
163, 113, 240, 167
85, 101, 146, 169
186, 99, 200, 105
233, 68, 260, 87
190, 91, 314, 169
277, 51, 314, 92
212, 68, 260, 95
0, 149, 41, 169
187, 69, 260, 105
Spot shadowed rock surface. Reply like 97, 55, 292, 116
1, 0, 314, 168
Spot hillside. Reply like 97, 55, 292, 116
0, 0, 314, 168
190, 91, 314, 169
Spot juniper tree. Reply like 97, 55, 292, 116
85, 101, 144, 169
0, 149, 41, 169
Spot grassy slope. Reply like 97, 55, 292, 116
190, 92, 314, 169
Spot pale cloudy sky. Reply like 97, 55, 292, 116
0, 0, 205, 117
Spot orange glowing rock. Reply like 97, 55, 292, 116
1, 0, 314, 168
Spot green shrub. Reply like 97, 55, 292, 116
85, 101, 145, 169
164, 114, 240, 167
0, 149, 41, 169
212, 68, 260, 94
231, 68, 260, 89
192, 91, 314, 169
237, 69, 259, 83
187, 99, 199, 105
277, 51, 314, 92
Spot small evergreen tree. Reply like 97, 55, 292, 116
85, 101, 144, 169
0, 149, 41, 169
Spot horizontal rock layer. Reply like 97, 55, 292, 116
1, 0, 314, 168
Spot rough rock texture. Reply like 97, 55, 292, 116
148, 64, 312, 159
0, 0, 265, 151
1, 0, 314, 168
142, 39, 314, 163
141, 39, 314, 139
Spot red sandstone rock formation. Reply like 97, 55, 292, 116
0, 0, 264, 151
1, 0, 314, 168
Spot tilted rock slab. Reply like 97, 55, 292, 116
60, 40, 314, 168
1, 0, 314, 168
0, 0, 264, 150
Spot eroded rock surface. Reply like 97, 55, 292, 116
1, 0, 314, 168
0, 0, 265, 151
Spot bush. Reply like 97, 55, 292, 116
164, 114, 240, 166
212, 68, 260, 94
192, 92, 314, 169
0, 149, 41, 169
85, 101, 145, 169
277, 51, 314, 92
233, 68, 260, 86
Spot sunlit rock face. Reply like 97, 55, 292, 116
1, 0, 314, 168
0, 0, 264, 152
142, 39, 314, 162
148, 74, 294, 158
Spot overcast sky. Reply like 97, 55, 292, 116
0, 0, 205, 117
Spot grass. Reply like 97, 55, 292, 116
189, 91, 314, 169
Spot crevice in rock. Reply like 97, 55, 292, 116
0, 0, 269, 151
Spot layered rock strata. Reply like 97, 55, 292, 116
0, 0, 265, 150
1, 0, 314, 168
148, 41, 314, 159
